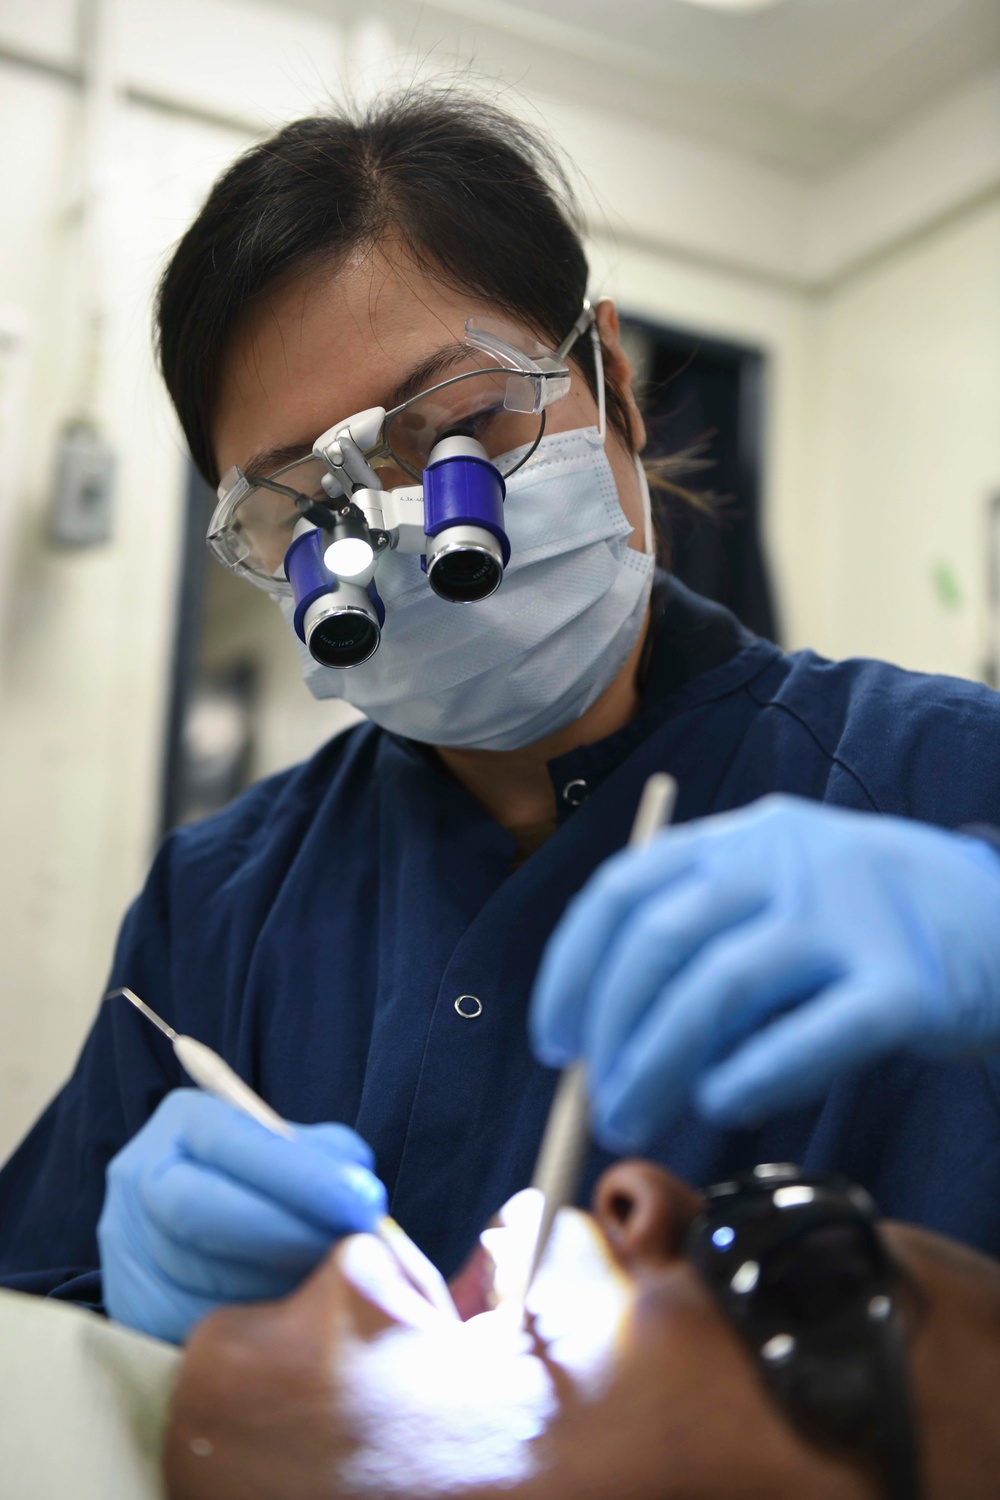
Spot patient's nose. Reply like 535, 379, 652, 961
593, 1162, 703, 1268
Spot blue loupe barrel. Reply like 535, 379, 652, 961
285, 525, 383, 668
423, 436, 509, 602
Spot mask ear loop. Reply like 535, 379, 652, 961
587, 314, 651, 555
561, 303, 650, 553
589, 319, 607, 447
634, 453, 654, 557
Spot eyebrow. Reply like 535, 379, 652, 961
386, 342, 471, 409
242, 342, 473, 480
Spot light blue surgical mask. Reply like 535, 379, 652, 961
279, 426, 655, 751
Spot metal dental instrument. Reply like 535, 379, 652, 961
521, 772, 678, 1314
108, 987, 458, 1319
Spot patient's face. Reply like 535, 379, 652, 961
165, 1164, 1000, 1500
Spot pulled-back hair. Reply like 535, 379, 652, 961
155, 91, 633, 487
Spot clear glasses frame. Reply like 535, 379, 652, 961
208, 303, 602, 593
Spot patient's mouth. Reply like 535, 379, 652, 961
332, 1193, 636, 1495
448, 1240, 497, 1321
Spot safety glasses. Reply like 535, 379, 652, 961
687, 1165, 923, 1500
208, 308, 599, 595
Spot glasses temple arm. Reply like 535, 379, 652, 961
555, 302, 606, 443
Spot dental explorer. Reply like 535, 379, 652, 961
522, 771, 678, 1313
107, 987, 458, 1319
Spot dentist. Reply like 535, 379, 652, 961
2, 92, 999, 1344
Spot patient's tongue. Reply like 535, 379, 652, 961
449, 1242, 497, 1321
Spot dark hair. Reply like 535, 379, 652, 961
155, 91, 635, 487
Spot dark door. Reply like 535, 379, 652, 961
621, 317, 777, 642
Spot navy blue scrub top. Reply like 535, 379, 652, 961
4, 578, 1000, 1312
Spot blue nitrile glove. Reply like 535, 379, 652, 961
531, 795, 1000, 1148
98, 1089, 387, 1343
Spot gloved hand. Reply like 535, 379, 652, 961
98, 1089, 386, 1343
531, 795, 1000, 1148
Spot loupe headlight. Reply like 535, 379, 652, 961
422, 435, 510, 603
284, 522, 383, 668
321, 505, 376, 579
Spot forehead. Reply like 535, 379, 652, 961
212, 249, 506, 479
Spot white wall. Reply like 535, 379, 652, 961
0, 50, 257, 1154
0, 0, 997, 1159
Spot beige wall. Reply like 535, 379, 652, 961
802, 201, 1000, 678
0, 0, 997, 1160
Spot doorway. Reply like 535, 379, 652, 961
620, 317, 776, 642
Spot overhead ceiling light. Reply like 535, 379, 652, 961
674, 0, 788, 12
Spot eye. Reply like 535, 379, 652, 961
437, 402, 505, 444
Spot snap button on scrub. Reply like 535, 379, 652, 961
561, 778, 588, 807
454, 995, 483, 1019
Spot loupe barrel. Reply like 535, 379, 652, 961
303, 590, 380, 667
423, 437, 509, 603
286, 526, 382, 668
426, 525, 504, 602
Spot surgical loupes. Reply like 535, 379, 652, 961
284, 412, 512, 669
